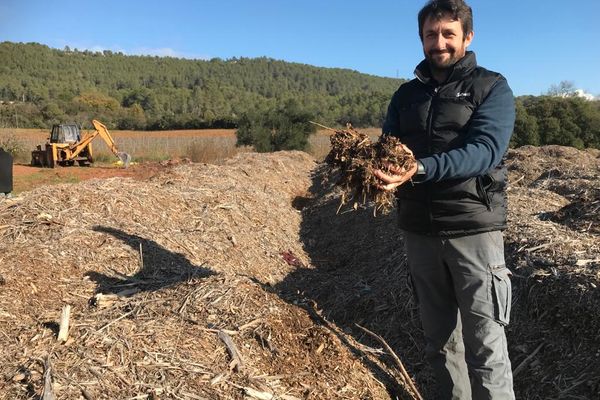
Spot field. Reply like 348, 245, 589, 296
1, 127, 382, 164
0, 131, 599, 399
1, 127, 239, 165
2, 127, 381, 193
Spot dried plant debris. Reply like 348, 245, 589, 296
1, 145, 599, 399
0, 151, 395, 400
325, 124, 416, 214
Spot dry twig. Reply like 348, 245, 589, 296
217, 330, 244, 372
42, 355, 56, 400
57, 304, 71, 343
356, 324, 423, 400
513, 343, 544, 378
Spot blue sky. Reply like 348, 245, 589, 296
1, 0, 599, 97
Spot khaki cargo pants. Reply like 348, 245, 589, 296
404, 230, 514, 400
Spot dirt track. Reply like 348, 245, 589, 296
0, 146, 599, 399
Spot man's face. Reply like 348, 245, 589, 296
422, 13, 473, 70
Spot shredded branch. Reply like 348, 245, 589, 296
323, 123, 416, 214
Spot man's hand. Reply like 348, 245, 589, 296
373, 161, 418, 191
373, 143, 418, 191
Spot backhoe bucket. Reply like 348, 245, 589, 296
117, 152, 131, 168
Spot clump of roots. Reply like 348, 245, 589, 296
325, 124, 416, 215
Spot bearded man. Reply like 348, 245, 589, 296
374, 1, 516, 398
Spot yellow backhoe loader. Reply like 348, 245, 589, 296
31, 120, 131, 168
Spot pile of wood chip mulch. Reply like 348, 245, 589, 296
1, 145, 598, 399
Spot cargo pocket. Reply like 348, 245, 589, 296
490, 264, 512, 325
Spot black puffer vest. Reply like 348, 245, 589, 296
389, 52, 508, 236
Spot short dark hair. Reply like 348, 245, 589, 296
418, 0, 473, 41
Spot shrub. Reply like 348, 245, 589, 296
236, 100, 316, 152
0, 133, 29, 162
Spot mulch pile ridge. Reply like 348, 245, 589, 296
0, 145, 598, 399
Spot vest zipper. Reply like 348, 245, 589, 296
426, 86, 439, 234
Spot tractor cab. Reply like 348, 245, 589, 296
50, 124, 81, 144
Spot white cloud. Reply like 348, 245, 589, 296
87, 45, 116, 53
553, 88, 597, 101
97, 45, 210, 60
573, 89, 597, 101
55, 41, 210, 60
130, 46, 182, 58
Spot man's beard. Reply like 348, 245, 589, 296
425, 48, 465, 72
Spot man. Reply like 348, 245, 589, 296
374, 0, 516, 399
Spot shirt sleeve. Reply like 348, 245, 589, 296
418, 78, 516, 183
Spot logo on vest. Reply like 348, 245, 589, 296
456, 92, 471, 98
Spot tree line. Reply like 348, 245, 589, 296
512, 95, 600, 149
0, 42, 398, 130
1, 42, 598, 149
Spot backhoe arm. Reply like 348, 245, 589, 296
83, 120, 131, 166
91, 120, 120, 156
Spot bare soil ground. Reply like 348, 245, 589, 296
11, 163, 172, 194
0, 145, 598, 399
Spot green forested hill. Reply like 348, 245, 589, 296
0, 42, 404, 129
2, 42, 599, 149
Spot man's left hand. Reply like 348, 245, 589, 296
373, 162, 418, 191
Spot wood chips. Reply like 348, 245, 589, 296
0, 145, 599, 399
